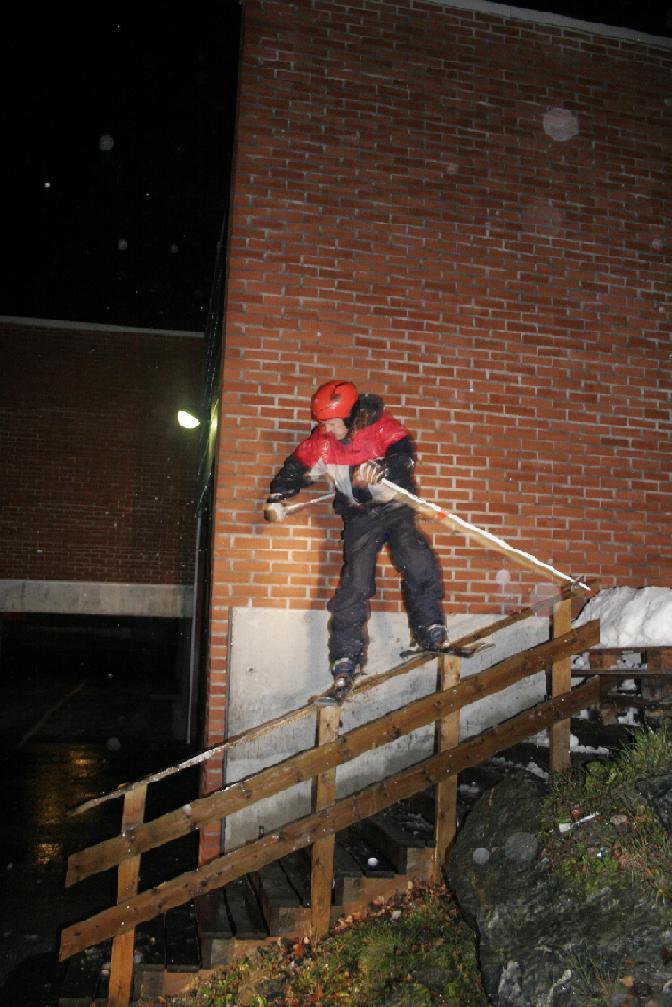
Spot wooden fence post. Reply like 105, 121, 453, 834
549, 598, 572, 773
108, 784, 147, 1007
432, 654, 460, 883
309, 704, 340, 941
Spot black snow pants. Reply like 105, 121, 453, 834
327, 504, 444, 665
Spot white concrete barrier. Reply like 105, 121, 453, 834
223, 607, 548, 849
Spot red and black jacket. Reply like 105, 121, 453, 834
269, 395, 417, 517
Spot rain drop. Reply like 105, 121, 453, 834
99, 134, 115, 151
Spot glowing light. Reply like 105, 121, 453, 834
177, 410, 200, 429
99, 134, 115, 151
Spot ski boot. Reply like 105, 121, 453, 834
400, 624, 449, 658
329, 657, 358, 704
415, 623, 448, 652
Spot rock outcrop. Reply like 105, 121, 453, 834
448, 773, 672, 1006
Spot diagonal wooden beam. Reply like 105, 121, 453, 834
66, 621, 599, 886
59, 675, 599, 961
68, 579, 597, 818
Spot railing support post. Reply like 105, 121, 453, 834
108, 784, 147, 1007
432, 654, 460, 883
309, 703, 340, 941
549, 598, 572, 772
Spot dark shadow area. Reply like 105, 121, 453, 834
0, 619, 200, 1005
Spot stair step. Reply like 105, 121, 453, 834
280, 849, 312, 907
251, 860, 304, 934
333, 839, 365, 905
340, 824, 396, 877
58, 941, 110, 1007
165, 901, 201, 972
225, 876, 268, 939
195, 890, 234, 940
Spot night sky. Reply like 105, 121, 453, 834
2, 1, 669, 333
2, 4, 241, 332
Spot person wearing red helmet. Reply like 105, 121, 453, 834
265, 379, 446, 701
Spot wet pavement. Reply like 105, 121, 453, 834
0, 629, 199, 1006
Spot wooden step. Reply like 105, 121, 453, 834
250, 859, 309, 934
281, 848, 312, 908
333, 838, 365, 905
58, 942, 111, 1007
339, 823, 396, 877
165, 902, 201, 972
224, 876, 268, 939
359, 810, 430, 874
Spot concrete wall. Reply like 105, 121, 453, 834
201, 0, 672, 858
0, 580, 193, 618
223, 607, 548, 849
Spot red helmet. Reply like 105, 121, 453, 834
311, 380, 359, 421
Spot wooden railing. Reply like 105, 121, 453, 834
59, 582, 599, 1006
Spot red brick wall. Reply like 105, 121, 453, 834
0, 320, 202, 585
202, 0, 672, 849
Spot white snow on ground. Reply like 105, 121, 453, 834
574, 586, 672, 647
542, 587, 672, 743
532, 731, 610, 755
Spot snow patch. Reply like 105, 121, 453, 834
575, 586, 672, 647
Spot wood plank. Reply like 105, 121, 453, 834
69, 581, 597, 821
165, 902, 201, 972
69, 580, 597, 829
195, 890, 234, 940
250, 862, 300, 934
433, 653, 460, 883
66, 621, 599, 887
107, 784, 146, 1007
60, 677, 600, 960
224, 878, 267, 940
283, 850, 312, 907
310, 702, 340, 940
591, 669, 671, 677
549, 600, 572, 773
332, 840, 364, 905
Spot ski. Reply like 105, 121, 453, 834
399, 641, 494, 659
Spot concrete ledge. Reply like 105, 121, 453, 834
0, 580, 194, 618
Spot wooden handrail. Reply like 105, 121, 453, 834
68, 578, 597, 817
66, 621, 599, 886
60, 676, 599, 960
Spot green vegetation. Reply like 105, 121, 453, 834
539, 726, 672, 903
167, 728, 672, 1006
171, 886, 487, 1007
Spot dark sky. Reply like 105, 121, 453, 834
1, 1, 669, 333
2, 3, 241, 332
